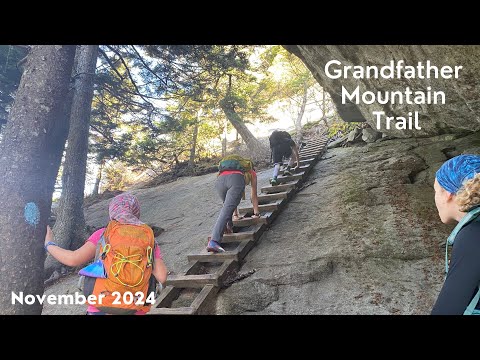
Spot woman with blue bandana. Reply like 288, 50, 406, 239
432, 154, 480, 315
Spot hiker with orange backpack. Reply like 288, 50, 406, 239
207, 155, 261, 253
269, 130, 300, 186
44, 193, 168, 315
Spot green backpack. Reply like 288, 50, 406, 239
445, 206, 480, 315
218, 155, 254, 198
219, 155, 253, 174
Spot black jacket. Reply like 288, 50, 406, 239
431, 221, 480, 315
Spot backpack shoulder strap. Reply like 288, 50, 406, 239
464, 287, 480, 315
94, 229, 107, 261
91, 223, 113, 261
151, 241, 160, 270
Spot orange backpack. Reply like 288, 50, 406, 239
87, 220, 156, 314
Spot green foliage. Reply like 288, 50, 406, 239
88, 45, 333, 182
2, 45, 332, 183
327, 121, 361, 138
302, 120, 321, 131
89, 46, 247, 171
103, 161, 137, 191
268, 47, 337, 131
270, 47, 316, 98
90, 49, 179, 171
113, 45, 281, 167
140, 45, 250, 98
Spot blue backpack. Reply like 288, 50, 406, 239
445, 206, 480, 315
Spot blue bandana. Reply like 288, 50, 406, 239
436, 154, 480, 194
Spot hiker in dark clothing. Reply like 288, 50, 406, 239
431, 154, 480, 315
269, 130, 300, 186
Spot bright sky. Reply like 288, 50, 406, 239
244, 104, 322, 139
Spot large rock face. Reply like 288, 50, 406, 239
216, 132, 480, 314
286, 45, 480, 137
43, 131, 480, 315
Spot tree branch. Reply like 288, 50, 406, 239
105, 45, 155, 110
98, 48, 125, 81
99, 81, 172, 103
130, 45, 169, 89
90, 123, 115, 144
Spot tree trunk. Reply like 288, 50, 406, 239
188, 120, 199, 169
0, 45, 75, 315
222, 118, 227, 157
322, 88, 329, 129
49, 46, 98, 275
219, 98, 266, 154
92, 160, 104, 196
295, 84, 308, 144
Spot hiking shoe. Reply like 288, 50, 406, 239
270, 177, 278, 186
283, 167, 292, 176
207, 239, 225, 253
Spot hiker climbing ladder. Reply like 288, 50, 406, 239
149, 135, 328, 315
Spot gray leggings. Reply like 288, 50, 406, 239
211, 174, 245, 242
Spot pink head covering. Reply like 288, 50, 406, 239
108, 193, 144, 225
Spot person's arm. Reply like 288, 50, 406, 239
250, 171, 260, 215
152, 258, 168, 285
431, 223, 480, 315
44, 226, 96, 267
292, 143, 300, 169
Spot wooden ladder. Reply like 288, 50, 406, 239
149, 136, 329, 315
